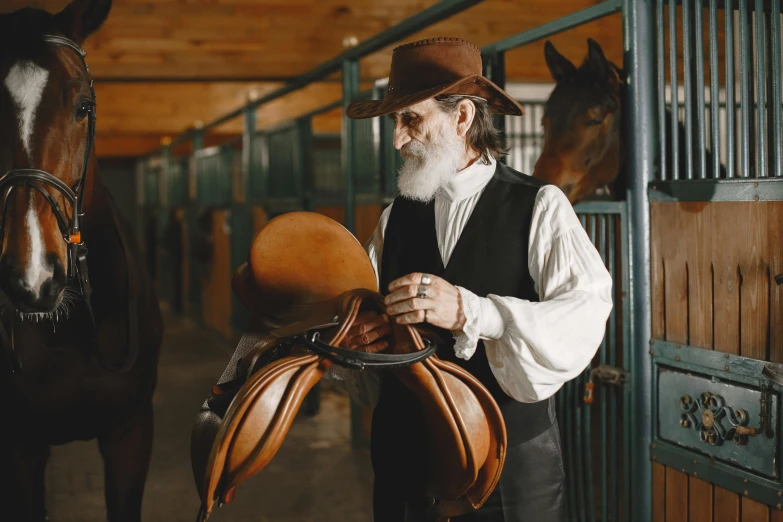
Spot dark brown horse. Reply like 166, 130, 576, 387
0, 1, 163, 521
534, 38, 726, 204
533, 38, 625, 204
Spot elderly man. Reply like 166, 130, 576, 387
331, 37, 613, 522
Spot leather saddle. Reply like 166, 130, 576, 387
190, 211, 507, 521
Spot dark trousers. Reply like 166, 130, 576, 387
372, 421, 566, 522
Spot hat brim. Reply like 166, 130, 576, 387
345, 74, 524, 119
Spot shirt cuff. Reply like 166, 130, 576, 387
453, 287, 506, 360
478, 295, 505, 340
453, 286, 479, 359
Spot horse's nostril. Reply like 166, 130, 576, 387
0, 253, 66, 313
41, 277, 63, 299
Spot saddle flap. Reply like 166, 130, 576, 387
426, 357, 507, 517
385, 322, 507, 516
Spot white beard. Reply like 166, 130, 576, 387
396, 127, 464, 202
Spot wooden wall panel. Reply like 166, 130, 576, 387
651, 201, 783, 522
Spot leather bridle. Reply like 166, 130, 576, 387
0, 34, 96, 322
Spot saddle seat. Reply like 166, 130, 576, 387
189, 212, 507, 521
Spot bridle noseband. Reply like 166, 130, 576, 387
0, 34, 96, 321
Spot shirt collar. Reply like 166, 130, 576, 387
439, 154, 497, 202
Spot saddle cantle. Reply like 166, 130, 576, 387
190, 211, 507, 521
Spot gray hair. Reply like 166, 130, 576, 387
432, 94, 509, 164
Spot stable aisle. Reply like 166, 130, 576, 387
45, 308, 374, 522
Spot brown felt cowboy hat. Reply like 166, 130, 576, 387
346, 37, 524, 119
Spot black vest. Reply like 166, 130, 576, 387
374, 161, 554, 452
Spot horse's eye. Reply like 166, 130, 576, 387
585, 118, 603, 127
75, 100, 95, 120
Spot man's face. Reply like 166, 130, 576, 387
388, 99, 465, 202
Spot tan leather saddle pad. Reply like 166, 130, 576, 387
190, 212, 507, 521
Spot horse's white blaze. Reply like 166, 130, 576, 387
4, 60, 49, 160
24, 193, 53, 296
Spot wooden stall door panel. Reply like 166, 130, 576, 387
650, 205, 667, 340
649, 202, 783, 521
653, 462, 667, 522
711, 204, 741, 355
663, 257, 690, 345
766, 203, 783, 363
742, 498, 769, 522
685, 203, 713, 350
737, 204, 770, 362
714, 486, 740, 522
689, 477, 713, 522
666, 468, 689, 522
202, 210, 232, 340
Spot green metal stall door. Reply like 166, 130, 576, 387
560, 202, 631, 522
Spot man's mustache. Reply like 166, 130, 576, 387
401, 141, 427, 159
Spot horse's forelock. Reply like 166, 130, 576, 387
0, 8, 61, 59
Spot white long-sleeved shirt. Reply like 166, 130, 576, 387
328, 156, 614, 407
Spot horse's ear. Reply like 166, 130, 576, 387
544, 40, 577, 83
587, 38, 610, 81
609, 61, 628, 83
54, 0, 112, 44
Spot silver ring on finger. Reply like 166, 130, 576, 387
417, 285, 429, 299
421, 273, 432, 285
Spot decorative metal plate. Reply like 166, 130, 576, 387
658, 368, 778, 478
651, 340, 783, 506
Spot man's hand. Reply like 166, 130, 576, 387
341, 310, 392, 353
384, 273, 466, 331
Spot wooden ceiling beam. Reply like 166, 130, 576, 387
3, 0, 625, 82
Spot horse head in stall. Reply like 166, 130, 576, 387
534, 38, 727, 204
532, 38, 626, 204
0, 1, 163, 521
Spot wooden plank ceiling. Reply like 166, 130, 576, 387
3, 0, 623, 157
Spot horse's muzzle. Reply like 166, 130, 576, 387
0, 252, 66, 313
